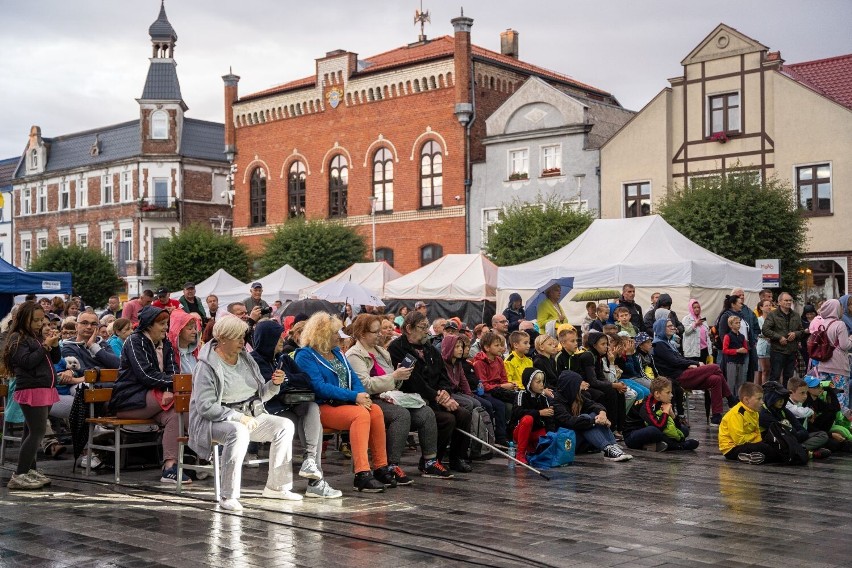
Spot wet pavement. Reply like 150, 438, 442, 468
2, 396, 851, 568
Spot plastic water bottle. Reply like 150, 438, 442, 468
476, 381, 485, 396
507, 441, 516, 469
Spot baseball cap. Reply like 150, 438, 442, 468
183, 282, 195, 289
156, 287, 169, 295
634, 332, 652, 347
444, 320, 459, 331
803, 375, 822, 388
251, 282, 263, 289
414, 301, 429, 309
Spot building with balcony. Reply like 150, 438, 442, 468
10, 2, 230, 296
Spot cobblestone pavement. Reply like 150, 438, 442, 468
2, 397, 851, 568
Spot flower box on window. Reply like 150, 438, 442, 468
541, 167, 562, 177
508, 172, 529, 181
708, 132, 728, 143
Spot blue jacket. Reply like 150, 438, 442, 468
294, 345, 365, 404
109, 306, 176, 413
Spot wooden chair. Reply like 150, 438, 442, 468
174, 374, 269, 502
83, 368, 161, 483
0, 382, 24, 464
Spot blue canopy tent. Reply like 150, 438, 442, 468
0, 258, 73, 319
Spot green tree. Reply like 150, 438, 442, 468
484, 196, 595, 266
29, 245, 123, 307
657, 171, 807, 295
259, 218, 366, 281
153, 224, 251, 290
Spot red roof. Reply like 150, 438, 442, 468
240, 35, 612, 102
782, 54, 852, 111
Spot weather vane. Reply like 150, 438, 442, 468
414, 1, 430, 42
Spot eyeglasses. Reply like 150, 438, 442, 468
415, 325, 429, 331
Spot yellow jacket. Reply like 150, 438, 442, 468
504, 351, 532, 390
718, 402, 761, 454
536, 299, 567, 333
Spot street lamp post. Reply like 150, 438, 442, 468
368, 195, 377, 261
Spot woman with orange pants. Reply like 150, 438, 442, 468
294, 312, 391, 493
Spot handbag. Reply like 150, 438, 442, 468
527, 427, 576, 469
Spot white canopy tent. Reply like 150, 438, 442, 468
169, 269, 246, 303
300, 261, 402, 299
249, 264, 316, 303
497, 216, 764, 322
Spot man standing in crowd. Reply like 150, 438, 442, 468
491, 314, 510, 354
152, 287, 180, 312
760, 292, 803, 384
178, 282, 207, 326
415, 301, 429, 316
121, 289, 154, 327
100, 295, 122, 319
617, 284, 644, 332
202, 294, 219, 343
243, 282, 270, 312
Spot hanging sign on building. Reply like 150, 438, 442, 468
756, 259, 780, 288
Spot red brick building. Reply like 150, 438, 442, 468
11, 3, 230, 296
227, 14, 619, 274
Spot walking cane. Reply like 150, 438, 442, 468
455, 428, 550, 481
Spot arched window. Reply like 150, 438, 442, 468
30, 149, 38, 168
420, 140, 443, 208
376, 247, 394, 267
420, 244, 442, 266
329, 155, 348, 217
372, 148, 393, 212
151, 110, 168, 139
288, 161, 306, 218
249, 168, 267, 227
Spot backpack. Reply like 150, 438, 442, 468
765, 421, 809, 465
468, 406, 495, 459
710, 312, 726, 351
808, 323, 837, 362
527, 428, 576, 469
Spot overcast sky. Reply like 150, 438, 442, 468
1, 0, 849, 158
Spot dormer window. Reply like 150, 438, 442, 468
30, 149, 38, 168
151, 110, 168, 139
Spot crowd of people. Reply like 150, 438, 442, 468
3, 281, 852, 509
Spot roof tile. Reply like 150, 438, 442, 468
782, 54, 852, 111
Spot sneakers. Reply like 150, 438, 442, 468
196, 459, 211, 480
353, 471, 385, 493
243, 453, 260, 468
27, 469, 51, 486
388, 464, 412, 485
710, 414, 722, 426
680, 439, 700, 451
420, 458, 454, 479
811, 448, 832, 460
449, 458, 473, 473
219, 498, 243, 511
305, 479, 343, 499
644, 441, 668, 452
373, 466, 398, 488
298, 457, 323, 480
77, 453, 102, 470
261, 486, 304, 501
339, 442, 352, 459
737, 452, 766, 465
602, 444, 633, 462
7, 472, 44, 490
160, 465, 192, 484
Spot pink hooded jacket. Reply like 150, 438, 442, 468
809, 299, 852, 376
168, 309, 201, 371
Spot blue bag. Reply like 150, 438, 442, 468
527, 427, 576, 469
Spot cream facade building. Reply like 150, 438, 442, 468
600, 24, 852, 298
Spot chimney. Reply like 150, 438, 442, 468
29, 125, 42, 147
500, 29, 519, 59
451, 10, 474, 126
222, 69, 240, 162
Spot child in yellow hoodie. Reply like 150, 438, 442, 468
504, 331, 533, 390
719, 382, 781, 464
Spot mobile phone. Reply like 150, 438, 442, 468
400, 354, 417, 368
699, 317, 706, 321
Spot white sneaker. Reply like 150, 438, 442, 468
77, 454, 102, 469
261, 486, 303, 501
305, 479, 343, 499
219, 498, 243, 511
243, 453, 260, 468
27, 469, 51, 486
602, 444, 633, 462
7, 472, 44, 490
298, 458, 323, 480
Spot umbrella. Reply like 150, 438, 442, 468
309, 281, 385, 307
281, 298, 339, 318
69, 384, 91, 466
570, 288, 622, 302
524, 277, 574, 319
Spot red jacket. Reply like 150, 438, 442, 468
472, 351, 507, 391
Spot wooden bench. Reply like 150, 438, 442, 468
0, 382, 23, 464
83, 368, 161, 483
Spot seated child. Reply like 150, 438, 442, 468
785, 376, 815, 425
759, 380, 830, 459
719, 382, 780, 464
532, 334, 561, 389
510, 369, 555, 463
602, 323, 620, 339
554, 327, 581, 375
588, 304, 609, 333
552, 370, 633, 462
802, 375, 852, 453
614, 306, 637, 338
612, 336, 651, 402
504, 331, 533, 391
623, 377, 699, 451
460, 337, 506, 446
623, 332, 655, 391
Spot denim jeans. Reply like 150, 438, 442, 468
625, 424, 691, 450
575, 423, 617, 451
769, 350, 797, 384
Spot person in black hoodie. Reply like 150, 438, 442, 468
552, 370, 633, 462
532, 334, 561, 390
109, 306, 184, 484
250, 320, 342, 498
643, 293, 684, 336
510, 369, 555, 463
388, 310, 473, 473
572, 332, 627, 436
759, 381, 830, 458
503, 292, 526, 333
